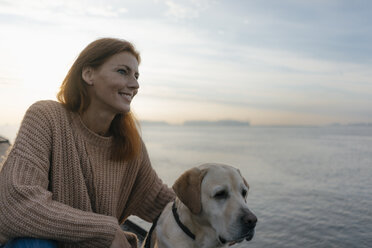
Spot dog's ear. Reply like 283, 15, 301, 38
238, 169, 249, 189
243, 177, 249, 188
172, 167, 208, 215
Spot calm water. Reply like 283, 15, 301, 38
139, 125, 372, 248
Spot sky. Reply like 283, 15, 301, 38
1, 0, 372, 133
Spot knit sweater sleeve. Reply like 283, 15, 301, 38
0, 101, 120, 247
124, 143, 175, 223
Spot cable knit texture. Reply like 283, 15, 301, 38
0, 100, 175, 247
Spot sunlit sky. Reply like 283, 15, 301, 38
1, 0, 372, 130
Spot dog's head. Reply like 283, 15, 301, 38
172, 163, 257, 245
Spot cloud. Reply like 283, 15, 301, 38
156, 0, 214, 19
137, 36, 372, 125
0, 0, 129, 22
0, 0, 371, 125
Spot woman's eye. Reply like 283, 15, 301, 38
117, 69, 127, 75
214, 190, 228, 199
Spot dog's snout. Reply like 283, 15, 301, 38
241, 210, 257, 228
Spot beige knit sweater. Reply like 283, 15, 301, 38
0, 100, 175, 247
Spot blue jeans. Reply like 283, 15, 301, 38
2, 238, 57, 248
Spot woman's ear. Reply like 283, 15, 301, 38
82, 66, 94, 86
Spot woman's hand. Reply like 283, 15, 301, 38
124, 231, 138, 248
110, 229, 138, 248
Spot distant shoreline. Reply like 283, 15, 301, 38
1, 121, 372, 144
140, 120, 372, 128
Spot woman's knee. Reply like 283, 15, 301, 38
4, 238, 57, 248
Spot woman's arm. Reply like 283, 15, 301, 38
0, 102, 121, 247
123, 142, 176, 223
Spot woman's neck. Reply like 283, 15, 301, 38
80, 107, 115, 137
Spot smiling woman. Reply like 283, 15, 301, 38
57, 38, 142, 161
0, 38, 175, 248
81, 52, 140, 117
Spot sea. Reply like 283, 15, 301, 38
139, 124, 372, 248
1, 124, 372, 247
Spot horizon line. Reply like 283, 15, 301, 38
139, 119, 372, 127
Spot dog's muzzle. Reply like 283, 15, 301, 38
244, 228, 255, 241
241, 209, 257, 238
227, 209, 257, 244
242, 209, 257, 228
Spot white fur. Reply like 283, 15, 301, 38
143, 163, 257, 248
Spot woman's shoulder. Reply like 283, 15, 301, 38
26, 100, 70, 121
29, 100, 63, 110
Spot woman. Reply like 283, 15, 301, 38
0, 38, 175, 248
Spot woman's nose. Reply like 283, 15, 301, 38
128, 76, 139, 90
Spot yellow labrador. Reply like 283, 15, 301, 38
143, 163, 257, 248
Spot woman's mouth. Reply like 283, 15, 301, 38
118, 92, 132, 102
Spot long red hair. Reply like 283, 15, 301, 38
57, 38, 142, 161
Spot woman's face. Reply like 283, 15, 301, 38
84, 51, 139, 115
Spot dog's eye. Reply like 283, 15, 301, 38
214, 190, 228, 199
242, 189, 248, 198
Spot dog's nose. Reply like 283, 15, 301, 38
242, 210, 257, 228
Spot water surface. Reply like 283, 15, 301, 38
140, 125, 372, 248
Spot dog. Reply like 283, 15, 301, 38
143, 163, 257, 248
